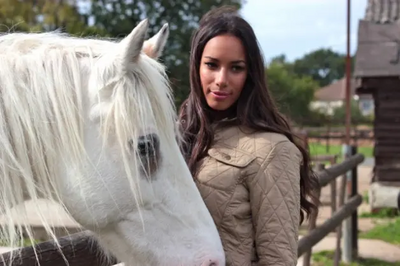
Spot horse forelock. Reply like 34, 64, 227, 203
0, 32, 91, 256
90, 51, 181, 209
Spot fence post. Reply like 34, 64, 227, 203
341, 144, 353, 263
333, 172, 348, 266
330, 156, 337, 217
326, 121, 331, 153
351, 145, 358, 259
397, 191, 400, 211
302, 163, 323, 266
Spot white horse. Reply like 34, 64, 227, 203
0, 19, 225, 266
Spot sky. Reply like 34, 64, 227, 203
240, 0, 368, 63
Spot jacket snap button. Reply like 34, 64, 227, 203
224, 154, 231, 160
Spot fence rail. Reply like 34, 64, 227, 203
0, 231, 117, 266
317, 154, 363, 187
1, 153, 365, 266
298, 194, 362, 256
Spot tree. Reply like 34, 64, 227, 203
266, 61, 319, 124
0, 0, 38, 32
291, 48, 354, 87
0, 0, 107, 36
89, 0, 244, 108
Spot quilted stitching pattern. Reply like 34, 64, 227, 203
195, 126, 301, 266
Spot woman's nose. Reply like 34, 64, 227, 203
215, 69, 228, 88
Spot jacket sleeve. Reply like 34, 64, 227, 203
247, 140, 302, 266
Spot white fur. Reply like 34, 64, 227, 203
0, 20, 225, 266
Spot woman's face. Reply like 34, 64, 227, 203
199, 34, 247, 111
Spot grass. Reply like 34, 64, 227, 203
359, 217, 400, 246
359, 192, 400, 218
308, 142, 374, 161
357, 190, 400, 245
0, 237, 37, 247
312, 250, 400, 266
359, 208, 399, 219
362, 191, 369, 204
358, 191, 400, 245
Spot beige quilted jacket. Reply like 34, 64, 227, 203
195, 124, 302, 266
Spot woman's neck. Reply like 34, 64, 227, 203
209, 106, 236, 122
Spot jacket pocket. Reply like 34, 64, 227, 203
208, 146, 256, 168
195, 146, 257, 191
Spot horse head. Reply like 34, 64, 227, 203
0, 19, 225, 266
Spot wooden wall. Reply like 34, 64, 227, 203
362, 77, 400, 183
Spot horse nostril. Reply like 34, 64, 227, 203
137, 133, 159, 157
200, 258, 220, 266
203, 261, 218, 266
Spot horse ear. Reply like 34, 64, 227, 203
119, 19, 149, 64
142, 23, 169, 59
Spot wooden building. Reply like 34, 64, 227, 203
354, 0, 400, 208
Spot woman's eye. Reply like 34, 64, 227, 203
205, 62, 217, 68
232, 65, 244, 72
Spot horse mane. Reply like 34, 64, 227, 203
0, 31, 178, 258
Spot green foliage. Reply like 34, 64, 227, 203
0, 0, 38, 32
360, 217, 400, 246
291, 48, 354, 87
266, 60, 319, 123
270, 49, 354, 88
0, 0, 108, 36
363, 191, 369, 204
268, 50, 375, 127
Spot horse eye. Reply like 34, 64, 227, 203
135, 133, 161, 179
137, 133, 159, 157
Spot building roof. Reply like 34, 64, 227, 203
314, 77, 356, 102
355, 20, 400, 78
364, 0, 400, 23
355, 1, 400, 78
314, 77, 372, 101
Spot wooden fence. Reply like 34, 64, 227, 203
1, 153, 365, 266
0, 231, 118, 266
297, 126, 374, 154
300, 150, 364, 266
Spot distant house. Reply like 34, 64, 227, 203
310, 77, 374, 116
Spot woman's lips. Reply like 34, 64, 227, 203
210, 91, 230, 100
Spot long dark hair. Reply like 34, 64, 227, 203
178, 6, 319, 224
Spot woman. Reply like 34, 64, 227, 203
178, 6, 319, 266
